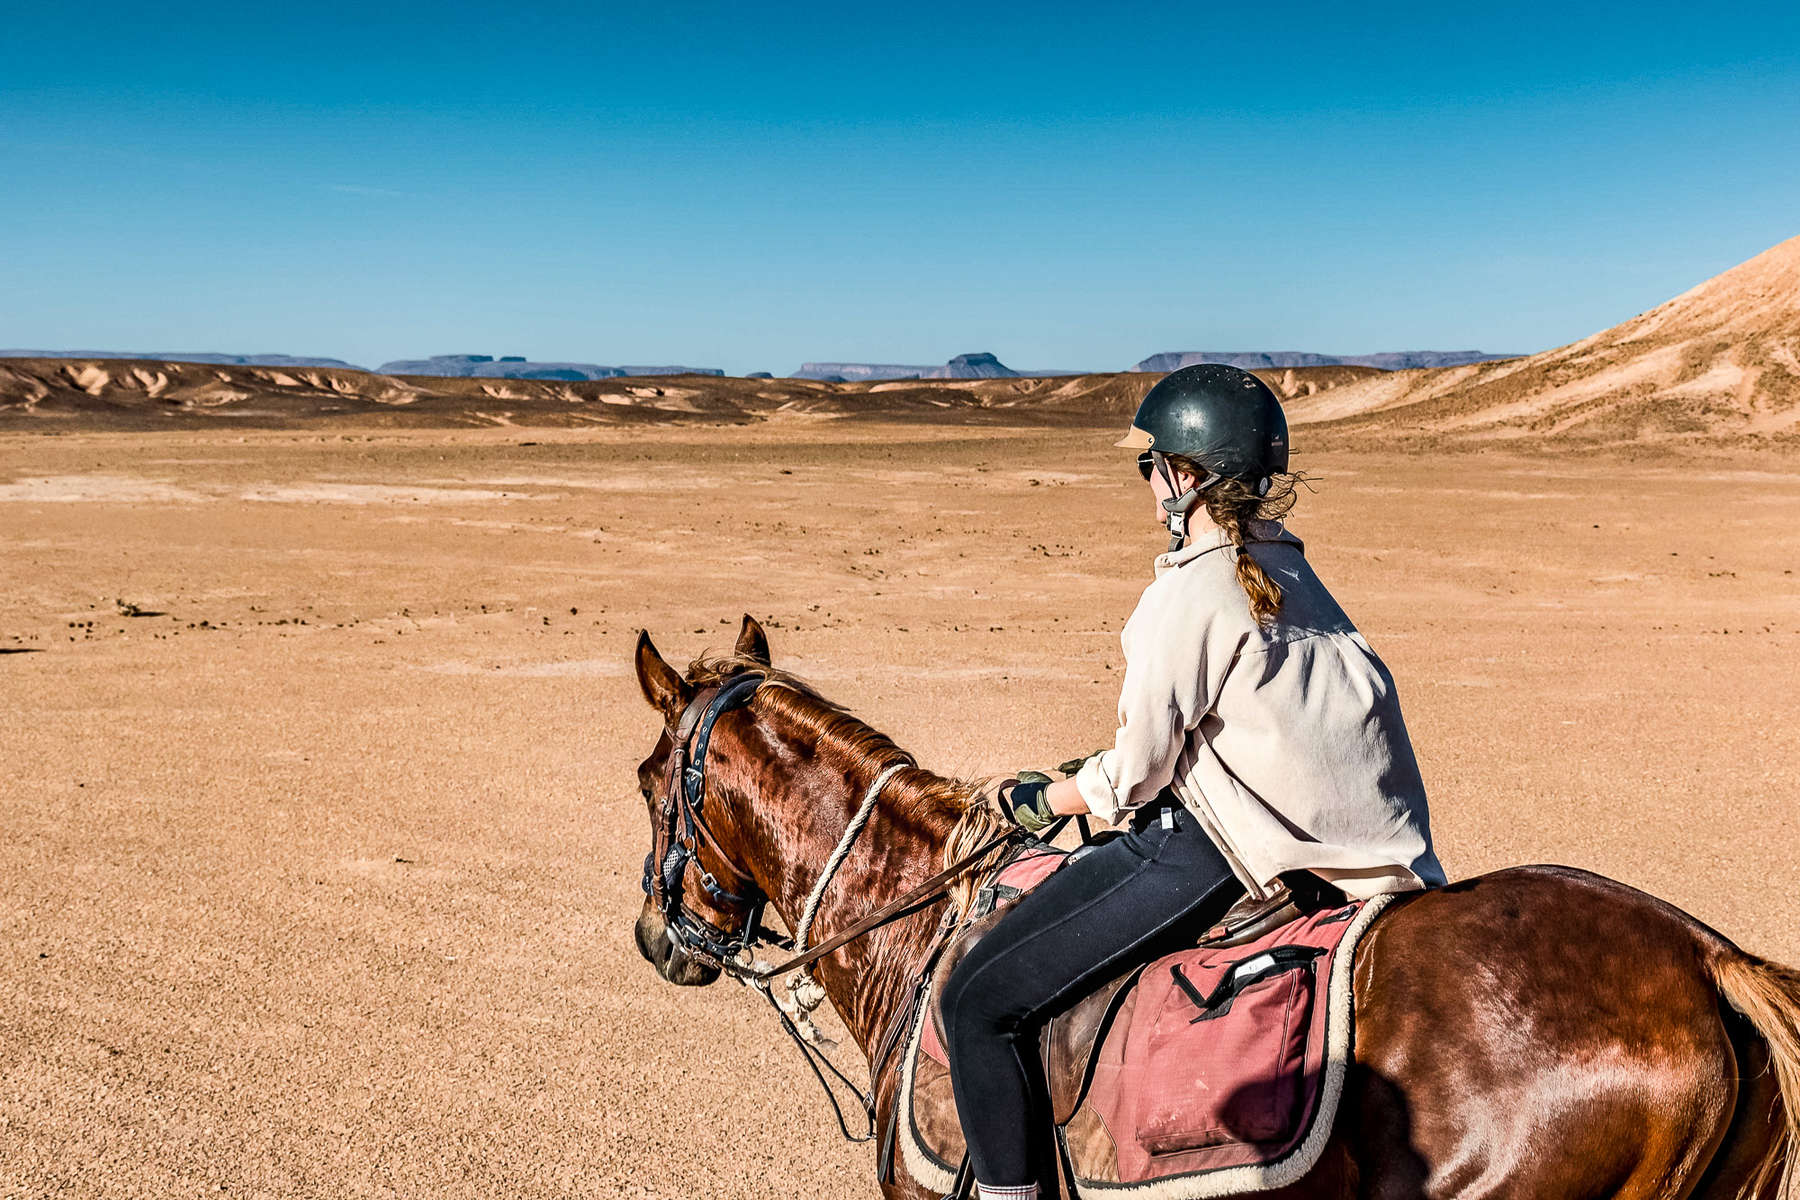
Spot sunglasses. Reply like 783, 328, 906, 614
1137, 451, 1156, 481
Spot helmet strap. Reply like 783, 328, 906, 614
1161, 489, 1197, 551
1153, 452, 1216, 552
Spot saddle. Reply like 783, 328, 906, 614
888, 841, 1393, 1199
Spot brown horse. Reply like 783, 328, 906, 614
633, 616, 1800, 1200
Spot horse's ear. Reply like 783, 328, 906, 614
735, 614, 771, 666
635, 630, 692, 720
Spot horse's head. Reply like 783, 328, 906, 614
631, 614, 774, 987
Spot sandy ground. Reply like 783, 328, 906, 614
3, 422, 1799, 1198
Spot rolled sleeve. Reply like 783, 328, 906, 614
1075, 751, 1132, 824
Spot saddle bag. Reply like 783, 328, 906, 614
1132, 943, 1326, 1153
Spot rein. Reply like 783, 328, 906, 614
643, 672, 1023, 1141
744, 826, 1018, 983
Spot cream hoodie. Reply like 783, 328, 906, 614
1072, 523, 1444, 901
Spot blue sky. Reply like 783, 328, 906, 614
3, 1, 1797, 374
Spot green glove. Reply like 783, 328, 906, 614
1057, 750, 1107, 776
1005, 780, 1056, 834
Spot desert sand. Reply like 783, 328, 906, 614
3, 420, 1798, 1197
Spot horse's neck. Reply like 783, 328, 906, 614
744, 756, 959, 1060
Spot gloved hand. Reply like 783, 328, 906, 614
1001, 771, 1057, 835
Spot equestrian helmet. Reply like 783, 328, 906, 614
1117, 364, 1289, 485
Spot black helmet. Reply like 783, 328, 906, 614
1119, 365, 1290, 550
1116, 364, 1289, 484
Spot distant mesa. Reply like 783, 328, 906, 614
746, 371, 775, 379
1134, 350, 1519, 373
376, 354, 616, 380
792, 352, 1084, 382
617, 365, 727, 378
0, 349, 368, 370
376, 354, 723, 379
926, 351, 1016, 379
796, 366, 909, 383
793, 361, 932, 383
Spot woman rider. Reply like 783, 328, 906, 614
938, 364, 1445, 1200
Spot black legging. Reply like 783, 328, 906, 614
939, 795, 1243, 1188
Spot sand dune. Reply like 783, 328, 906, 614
1286, 235, 1800, 447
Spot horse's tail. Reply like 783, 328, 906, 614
1711, 948, 1800, 1199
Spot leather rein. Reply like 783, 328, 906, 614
641, 671, 1021, 1139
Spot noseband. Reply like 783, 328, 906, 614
642, 672, 788, 970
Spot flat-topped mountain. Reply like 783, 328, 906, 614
1135, 350, 1517, 372
792, 352, 1084, 381
0, 349, 367, 370
376, 354, 722, 379
792, 353, 1009, 382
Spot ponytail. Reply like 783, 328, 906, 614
1164, 456, 1301, 626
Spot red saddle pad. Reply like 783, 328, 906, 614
1081, 901, 1365, 1182
915, 846, 1369, 1186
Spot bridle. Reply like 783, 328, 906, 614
641, 672, 787, 971
638, 668, 1025, 1141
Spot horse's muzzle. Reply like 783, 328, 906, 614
635, 902, 721, 987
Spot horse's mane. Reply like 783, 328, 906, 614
688, 651, 1011, 910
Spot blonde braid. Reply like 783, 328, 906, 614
1164, 455, 1301, 626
